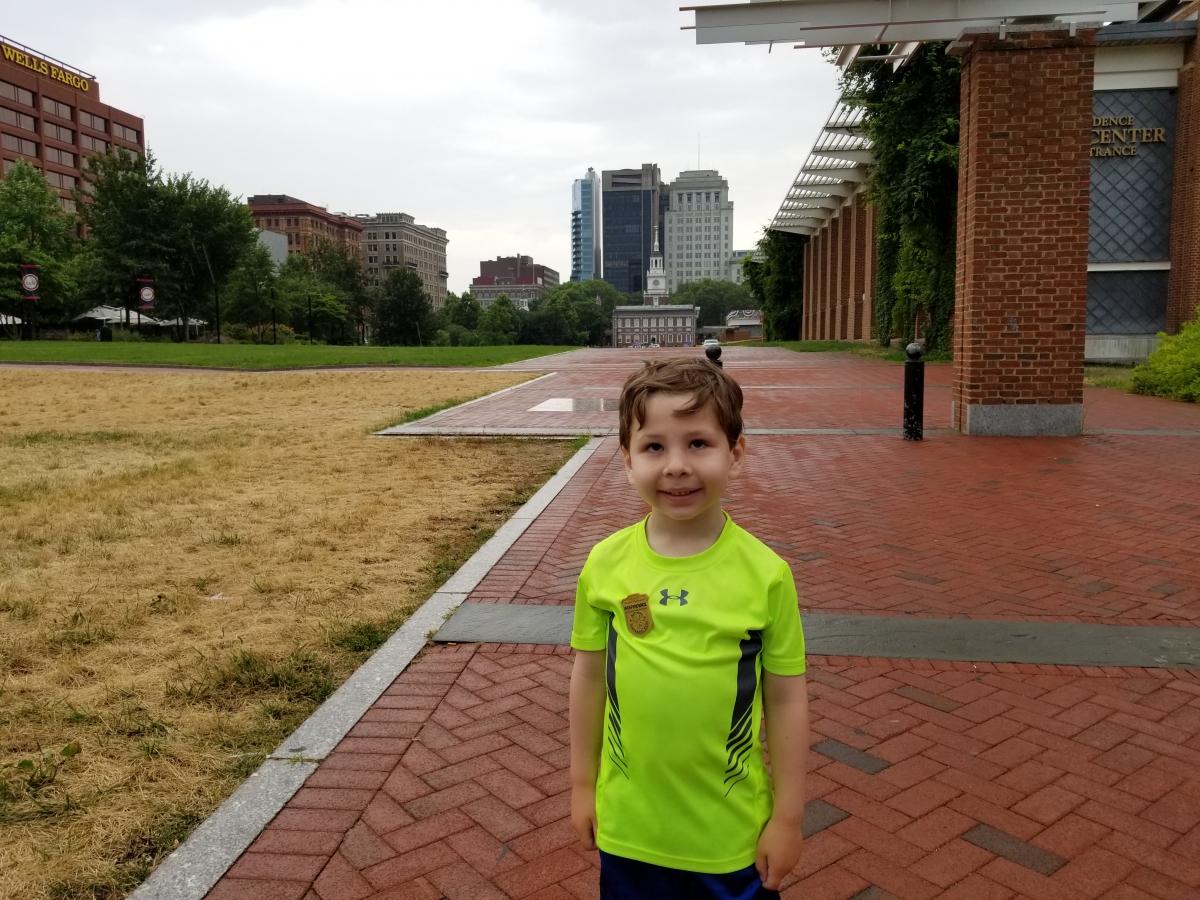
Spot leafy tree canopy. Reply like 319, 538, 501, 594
669, 278, 755, 327
371, 267, 432, 346
77, 148, 255, 338
742, 229, 806, 340
478, 294, 521, 346
0, 160, 81, 328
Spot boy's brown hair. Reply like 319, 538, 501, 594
619, 357, 743, 448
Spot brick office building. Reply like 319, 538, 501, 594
0, 35, 145, 210
470, 255, 559, 310
688, 0, 1200, 436
248, 195, 363, 259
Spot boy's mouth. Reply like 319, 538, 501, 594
661, 487, 702, 498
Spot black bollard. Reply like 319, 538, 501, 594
903, 342, 924, 441
705, 344, 723, 368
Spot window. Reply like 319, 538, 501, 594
113, 123, 139, 143
0, 80, 34, 106
2, 133, 37, 156
42, 97, 73, 119
79, 132, 106, 154
79, 111, 107, 132
45, 147, 74, 166
0, 106, 35, 131
45, 170, 75, 189
59, 196, 76, 212
44, 122, 74, 143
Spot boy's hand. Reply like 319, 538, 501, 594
571, 784, 598, 850
755, 814, 803, 890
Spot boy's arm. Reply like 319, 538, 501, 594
757, 671, 810, 890
569, 649, 607, 850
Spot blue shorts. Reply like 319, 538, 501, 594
599, 850, 781, 900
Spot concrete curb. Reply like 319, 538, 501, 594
128, 436, 604, 900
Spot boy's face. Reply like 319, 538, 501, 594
621, 391, 745, 522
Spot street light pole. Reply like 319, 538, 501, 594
271, 287, 277, 345
308, 294, 313, 345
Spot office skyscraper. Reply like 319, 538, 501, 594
663, 170, 734, 291
601, 164, 664, 294
570, 168, 601, 283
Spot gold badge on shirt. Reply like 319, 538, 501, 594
621, 593, 653, 637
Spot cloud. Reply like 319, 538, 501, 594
9, 1, 839, 291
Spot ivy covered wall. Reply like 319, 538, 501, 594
842, 44, 961, 351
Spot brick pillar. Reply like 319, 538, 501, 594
1168, 36, 1199, 333
850, 194, 867, 340
864, 204, 877, 341
950, 27, 1095, 436
822, 222, 832, 339
839, 204, 852, 340
802, 241, 811, 340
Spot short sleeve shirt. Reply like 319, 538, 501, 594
571, 514, 806, 873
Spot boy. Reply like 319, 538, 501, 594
569, 357, 810, 899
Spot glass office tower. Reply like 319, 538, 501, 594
601, 164, 663, 294
570, 168, 602, 282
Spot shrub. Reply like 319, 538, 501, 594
1131, 310, 1200, 402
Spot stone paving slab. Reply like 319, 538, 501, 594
206, 644, 1200, 900
433, 604, 1200, 668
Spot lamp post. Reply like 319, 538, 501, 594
19, 264, 39, 341
271, 287, 277, 345
308, 294, 313, 345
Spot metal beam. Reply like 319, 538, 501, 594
686, 0, 1139, 46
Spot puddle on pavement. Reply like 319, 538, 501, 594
528, 397, 620, 412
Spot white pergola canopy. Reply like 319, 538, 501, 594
771, 100, 872, 234
685, 1, 1139, 49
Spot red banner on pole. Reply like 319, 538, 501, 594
20, 264, 40, 301
137, 278, 155, 310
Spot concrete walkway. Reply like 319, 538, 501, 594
156, 349, 1199, 900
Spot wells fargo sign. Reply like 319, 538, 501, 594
1, 42, 93, 92
1090, 115, 1166, 158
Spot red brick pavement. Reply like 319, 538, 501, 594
201, 351, 1200, 900
467, 434, 1200, 624
207, 644, 1200, 900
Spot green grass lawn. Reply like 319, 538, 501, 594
0, 342, 576, 369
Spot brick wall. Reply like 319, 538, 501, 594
950, 27, 1094, 435
1168, 36, 1199, 333
800, 193, 877, 342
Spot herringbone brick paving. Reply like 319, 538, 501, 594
207, 645, 1200, 900
203, 351, 1200, 899
468, 434, 1200, 624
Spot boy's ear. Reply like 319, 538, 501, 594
728, 434, 747, 480
620, 444, 635, 485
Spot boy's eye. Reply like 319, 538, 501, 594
645, 442, 663, 452
690, 439, 708, 449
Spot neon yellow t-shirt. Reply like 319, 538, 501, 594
570, 513, 806, 873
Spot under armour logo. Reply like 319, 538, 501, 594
660, 589, 689, 606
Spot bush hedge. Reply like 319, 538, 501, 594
1131, 310, 1200, 402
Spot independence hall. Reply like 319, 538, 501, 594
0, 35, 145, 209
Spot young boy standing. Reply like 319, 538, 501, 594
570, 358, 810, 899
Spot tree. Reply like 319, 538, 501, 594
0, 160, 80, 334
371, 267, 432, 345
842, 42, 960, 350
522, 291, 583, 345
742, 229, 806, 340
77, 149, 255, 340
305, 240, 369, 343
274, 253, 347, 343
669, 279, 755, 327
442, 291, 482, 330
477, 294, 521, 345
224, 240, 282, 339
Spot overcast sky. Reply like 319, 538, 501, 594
8, 1, 839, 293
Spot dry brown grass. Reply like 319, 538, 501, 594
0, 368, 571, 899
